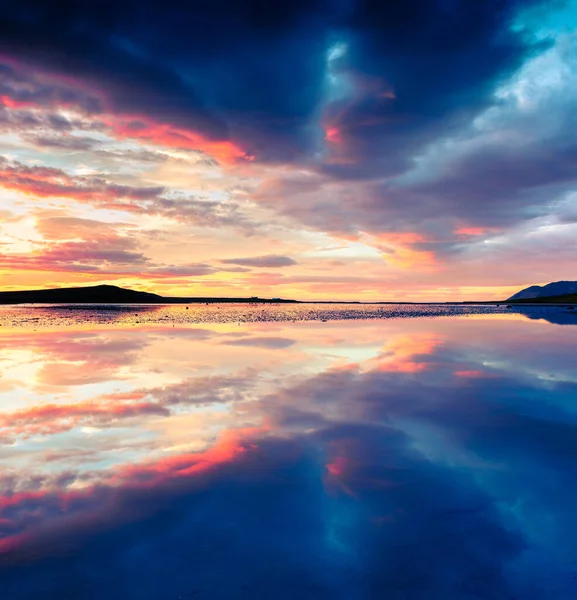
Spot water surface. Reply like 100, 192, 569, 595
0, 301, 548, 327
1, 307, 576, 598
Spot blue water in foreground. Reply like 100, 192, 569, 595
0, 306, 576, 598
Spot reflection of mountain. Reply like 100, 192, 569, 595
517, 308, 577, 325
0, 284, 297, 304
508, 280, 577, 301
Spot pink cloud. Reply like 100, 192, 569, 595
454, 227, 494, 236
454, 370, 490, 378
0, 61, 252, 165
0, 159, 162, 206
0, 396, 168, 440
104, 115, 253, 165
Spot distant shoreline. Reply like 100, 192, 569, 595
3, 301, 577, 307
1, 284, 576, 306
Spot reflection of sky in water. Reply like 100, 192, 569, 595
1, 310, 577, 598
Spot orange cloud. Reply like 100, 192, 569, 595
0, 65, 252, 165
104, 116, 252, 165
371, 233, 439, 271
385, 244, 438, 270
0, 75, 254, 165
112, 427, 259, 485
367, 333, 442, 373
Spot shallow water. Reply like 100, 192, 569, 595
1, 309, 577, 598
0, 301, 575, 328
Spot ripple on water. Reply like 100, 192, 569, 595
0, 302, 575, 328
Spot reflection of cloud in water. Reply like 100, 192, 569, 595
0, 315, 577, 598
219, 335, 297, 349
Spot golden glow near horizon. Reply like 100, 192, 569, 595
1, 15, 577, 302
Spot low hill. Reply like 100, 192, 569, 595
0, 284, 298, 305
508, 281, 577, 300
0, 284, 163, 304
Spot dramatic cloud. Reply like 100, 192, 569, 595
0, 0, 576, 299
0, 157, 163, 206
0, 0, 548, 162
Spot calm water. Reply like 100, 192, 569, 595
1, 306, 577, 598
0, 301, 556, 327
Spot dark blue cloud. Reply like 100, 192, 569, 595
0, 0, 548, 164
320, 0, 548, 178
0, 0, 333, 159
3, 0, 570, 255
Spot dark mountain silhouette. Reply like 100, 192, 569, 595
508, 281, 577, 300
0, 284, 297, 305
0, 285, 162, 304
509, 292, 577, 304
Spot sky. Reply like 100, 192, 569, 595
1, 313, 577, 597
0, 0, 576, 301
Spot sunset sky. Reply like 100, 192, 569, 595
0, 0, 576, 301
